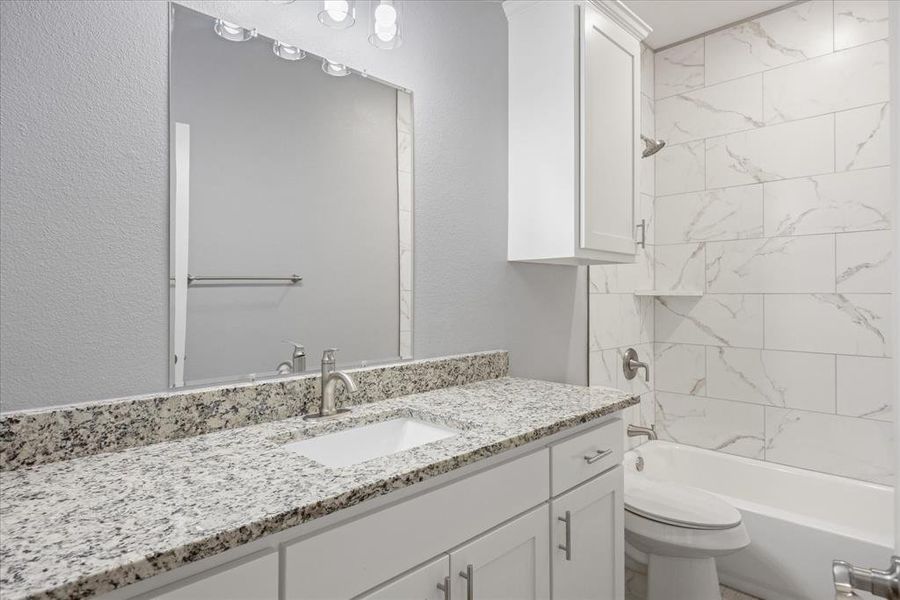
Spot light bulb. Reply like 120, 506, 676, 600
319, 0, 355, 28
326, 0, 349, 21
375, 22, 397, 42
213, 19, 256, 42
273, 41, 306, 61
368, 0, 402, 49
321, 58, 350, 77
374, 3, 396, 24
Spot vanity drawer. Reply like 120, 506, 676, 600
551, 419, 622, 496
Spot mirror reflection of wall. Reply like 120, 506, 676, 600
170, 5, 413, 388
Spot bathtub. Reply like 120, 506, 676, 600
625, 441, 894, 600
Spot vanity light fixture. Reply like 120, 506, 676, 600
321, 58, 350, 77
368, 0, 403, 49
273, 41, 306, 61
318, 0, 356, 29
213, 19, 257, 42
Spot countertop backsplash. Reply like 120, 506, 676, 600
0, 351, 509, 471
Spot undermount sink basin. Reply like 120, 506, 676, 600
283, 417, 459, 467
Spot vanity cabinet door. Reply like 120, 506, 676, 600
448, 505, 550, 600
358, 556, 450, 600
551, 466, 624, 600
580, 3, 641, 258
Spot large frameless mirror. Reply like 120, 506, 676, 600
169, 4, 413, 388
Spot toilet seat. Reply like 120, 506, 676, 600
625, 477, 742, 530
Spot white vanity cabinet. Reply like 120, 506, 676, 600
552, 469, 625, 599
358, 556, 450, 600
449, 506, 550, 600
112, 417, 625, 600
505, 0, 650, 265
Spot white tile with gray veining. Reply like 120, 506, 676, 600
836, 230, 893, 293
764, 293, 892, 357
705, 114, 834, 188
590, 294, 652, 350
706, 235, 835, 294
641, 43, 654, 98
589, 348, 619, 388
641, 94, 654, 138
654, 343, 706, 396
654, 185, 762, 244
763, 167, 892, 236
655, 295, 763, 348
704, 0, 833, 86
654, 243, 705, 292
834, 0, 890, 51
590, 246, 654, 295
655, 75, 763, 145
836, 102, 890, 172
654, 38, 704, 99
765, 407, 893, 484
837, 355, 893, 422
0, 377, 637, 600
656, 140, 705, 197
655, 392, 765, 459
706, 347, 835, 412
763, 40, 889, 124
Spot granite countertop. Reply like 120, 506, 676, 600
0, 377, 636, 600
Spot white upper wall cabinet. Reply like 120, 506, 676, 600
505, 1, 650, 265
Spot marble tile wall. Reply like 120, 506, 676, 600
397, 91, 414, 358
651, 0, 893, 484
588, 43, 656, 448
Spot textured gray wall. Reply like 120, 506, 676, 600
0, 0, 587, 412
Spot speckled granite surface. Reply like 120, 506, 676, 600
0, 377, 635, 600
0, 351, 508, 471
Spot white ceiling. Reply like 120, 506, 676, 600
622, 0, 796, 49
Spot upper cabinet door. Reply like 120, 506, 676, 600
449, 506, 550, 600
581, 3, 642, 256
505, 1, 649, 265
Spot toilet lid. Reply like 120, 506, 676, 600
625, 477, 742, 530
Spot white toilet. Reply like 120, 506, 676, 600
624, 476, 750, 600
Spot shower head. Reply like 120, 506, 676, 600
641, 135, 666, 158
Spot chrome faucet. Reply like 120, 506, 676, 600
623, 348, 650, 382
276, 341, 306, 375
304, 348, 358, 420
627, 424, 657, 441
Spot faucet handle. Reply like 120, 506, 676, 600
282, 340, 305, 351
322, 348, 339, 362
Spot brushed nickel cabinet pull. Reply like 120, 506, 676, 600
583, 448, 613, 464
558, 510, 572, 561
436, 575, 450, 600
459, 564, 474, 600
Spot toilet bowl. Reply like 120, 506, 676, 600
624, 476, 750, 600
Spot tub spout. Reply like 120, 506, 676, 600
833, 556, 900, 599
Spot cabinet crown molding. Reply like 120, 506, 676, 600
588, 0, 651, 41
503, 0, 652, 42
